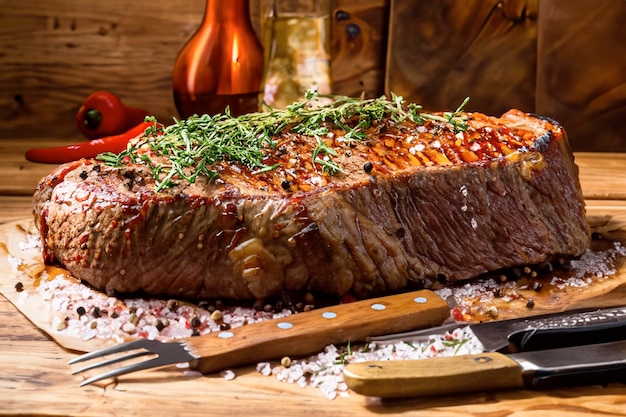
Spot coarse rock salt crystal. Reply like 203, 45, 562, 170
256, 362, 272, 376
296, 376, 308, 388
408, 143, 425, 155
122, 322, 136, 333
19, 233, 41, 250
316, 377, 340, 400
220, 369, 236, 381
142, 324, 160, 340
81, 327, 97, 341
51, 316, 66, 331
254, 326, 486, 400
6, 255, 23, 271
16, 229, 625, 400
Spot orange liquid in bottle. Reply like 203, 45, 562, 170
172, 0, 264, 118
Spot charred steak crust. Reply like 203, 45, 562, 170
33, 107, 590, 300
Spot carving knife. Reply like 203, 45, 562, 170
343, 339, 626, 398
369, 305, 626, 353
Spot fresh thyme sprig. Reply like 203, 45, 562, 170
421, 96, 470, 132
313, 138, 343, 175
98, 91, 470, 190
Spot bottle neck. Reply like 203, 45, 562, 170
203, 0, 251, 23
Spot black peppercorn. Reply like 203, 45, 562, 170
15, 282, 24, 292
76, 306, 86, 316
363, 161, 373, 173
281, 179, 291, 191
154, 319, 165, 332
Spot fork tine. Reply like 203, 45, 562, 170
71, 350, 153, 375
69, 339, 157, 365
69, 339, 198, 387
77, 355, 180, 387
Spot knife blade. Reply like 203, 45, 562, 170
343, 339, 626, 398
369, 305, 626, 352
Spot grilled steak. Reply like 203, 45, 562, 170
32, 96, 590, 300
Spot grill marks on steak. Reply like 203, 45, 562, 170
32, 109, 590, 300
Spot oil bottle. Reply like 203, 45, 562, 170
261, 0, 332, 109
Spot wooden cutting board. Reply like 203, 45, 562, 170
2, 208, 626, 350
1, 209, 626, 416
1, 152, 626, 416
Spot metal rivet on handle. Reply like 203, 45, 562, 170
322, 312, 337, 319
413, 296, 428, 304
371, 303, 386, 311
277, 322, 293, 330
218, 331, 234, 339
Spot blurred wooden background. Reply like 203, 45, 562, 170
0, 0, 624, 151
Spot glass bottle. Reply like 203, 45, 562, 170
172, 0, 264, 118
260, 0, 332, 109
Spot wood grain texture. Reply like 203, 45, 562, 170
2, 152, 626, 415
386, 0, 538, 115
2, 297, 625, 417
536, 0, 626, 152
344, 353, 524, 398
174, 290, 447, 373
330, 0, 389, 98
575, 153, 626, 201
0, 0, 389, 140
0, 138, 68, 196
1, 224, 626, 415
386, 0, 626, 152
0, 0, 205, 139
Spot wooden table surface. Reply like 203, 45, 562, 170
1, 140, 626, 416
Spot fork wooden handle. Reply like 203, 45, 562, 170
186, 289, 449, 374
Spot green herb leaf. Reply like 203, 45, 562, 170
103, 91, 470, 189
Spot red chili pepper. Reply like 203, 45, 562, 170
25, 121, 161, 164
76, 91, 150, 139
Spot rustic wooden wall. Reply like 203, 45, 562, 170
0, 0, 387, 141
536, 0, 626, 152
386, 0, 538, 116
386, 0, 626, 152
0, 0, 204, 140
0, 0, 624, 151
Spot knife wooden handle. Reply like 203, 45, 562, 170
186, 289, 449, 374
343, 353, 524, 398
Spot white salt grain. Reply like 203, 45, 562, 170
9, 232, 626, 400
256, 362, 272, 376
220, 369, 236, 381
